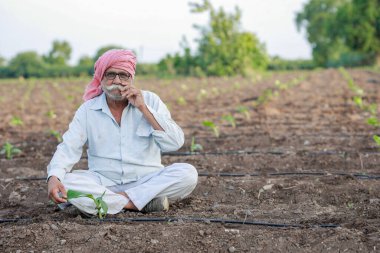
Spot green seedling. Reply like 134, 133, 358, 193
236, 106, 251, 121
373, 135, 380, 146
274, 80, 287, 90
0, 142, 21, 160
177, 96, 187, 106
256, 89, 273, 106
365, 103, 377, 116
197, 89, 208, 101
49, 130, 63, 142
46, 110, 57, 119
190, 137, 203, 153
67, 189, 108, 219
222, 114, 236, 128
367, 117, 380, 127
202, 120, 220, 138
10, 116, 23, 126
353, 96, 363, 109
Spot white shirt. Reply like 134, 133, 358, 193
47, 91, 184, 186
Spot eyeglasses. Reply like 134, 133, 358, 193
104, 71, 132, 82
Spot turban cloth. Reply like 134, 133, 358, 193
83, 49, 137, 101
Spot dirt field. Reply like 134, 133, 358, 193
0, 69, 379, 252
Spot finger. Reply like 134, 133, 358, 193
59, 184, 67, 199
52, 188, 66, 203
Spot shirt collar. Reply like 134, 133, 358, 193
89, 92, 106, 111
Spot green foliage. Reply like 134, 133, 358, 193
373, 135, 380, 146
236, 106, 250, 120
256, 88, 274, 106
0, 142, 21, 160
9, 116, 23, 126
268, 56, 315, 70
353, 96, 363, 109
67, 189, 108, 219
202, 120, 220, 137
49, 130, 63, 142
43, 40, 72, 66
7, 51, 46, 78
190, 137, 203, 153
367, 117, 380, 127
46, 110, 57, 119
296, 0, 380, 67
159, 0, 268, 77
222, 114, 236, 128
177, 96, 187, 106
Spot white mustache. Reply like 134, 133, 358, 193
103, 84, 128, 92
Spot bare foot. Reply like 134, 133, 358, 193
116, 192, 138, 210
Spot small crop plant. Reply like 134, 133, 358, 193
202, 120, 220, 137
10, 116, 23, 126
236, 106, 250, 121
67, 189, 108, 219
373, 135, 380, 146
46, 110, 57, 119
222, 114, 236, 128
1, 142, 22, 160
49, 130, 63, 142
190, 137, 203, 153
177, 96, 187, 106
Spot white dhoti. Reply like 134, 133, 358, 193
61, 163, 198, 215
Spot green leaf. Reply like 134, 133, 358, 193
67, 189, 88, 199
373, 135, 380, 146
99, 199, 108, 215
367, 117, 380, 127
202, 120, 215, 128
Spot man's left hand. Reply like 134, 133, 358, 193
121, 85, 145, 110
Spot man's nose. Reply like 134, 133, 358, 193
113, 74, 122, 83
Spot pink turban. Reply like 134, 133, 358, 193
83, 49, 137, 101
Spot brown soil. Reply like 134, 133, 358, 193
0, 69, 379, 252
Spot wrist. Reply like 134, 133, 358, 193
138, 104, 148, 112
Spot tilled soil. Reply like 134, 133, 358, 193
0, 69, 379, 252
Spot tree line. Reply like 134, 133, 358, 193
0, 0, 378, 79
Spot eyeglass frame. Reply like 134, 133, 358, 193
103, 71, 132, 82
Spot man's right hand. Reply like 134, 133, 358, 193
48, 176, 67, 203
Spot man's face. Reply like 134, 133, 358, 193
101, 67, 132, 101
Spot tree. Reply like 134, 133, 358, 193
0, 55, 6, 67
160, 0, 268, 76
44, 40, 72, 66
296, 0, 380, 66
93, 45, 124, 61
191, 0, 268, 75
8, 51, 45, 78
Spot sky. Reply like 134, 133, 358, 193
0, 0, 311, 64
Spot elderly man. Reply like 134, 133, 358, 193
47, 49, 198, 215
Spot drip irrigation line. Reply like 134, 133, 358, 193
162, 149, 380, 156
0, 216, 339, 228
197, 172, 380, 180
15, 171, 380, 181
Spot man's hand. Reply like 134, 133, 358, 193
48, 176, 67, 203
121, 84, 145, 110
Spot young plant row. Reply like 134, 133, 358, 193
201, 75, 306, 138
339, 68, 380, 146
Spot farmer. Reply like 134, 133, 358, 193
47, 49, 198, 215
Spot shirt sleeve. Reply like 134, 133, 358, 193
145, 93, 184, 152
47, 105, 88, 182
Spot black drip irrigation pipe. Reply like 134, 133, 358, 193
197, 172, 380, 180
0, 216, 339, 228
15, 171, 380, 181
162, 149, 380, 156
